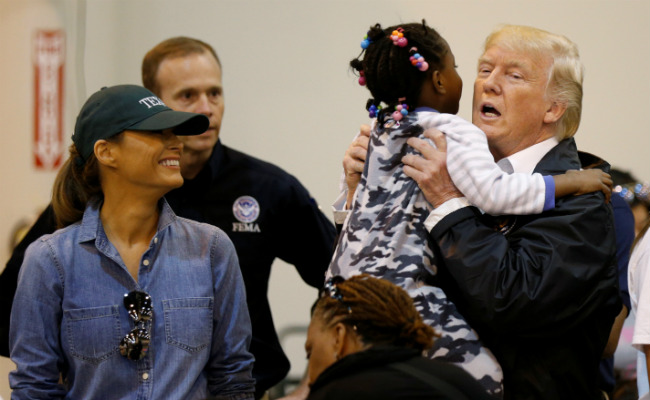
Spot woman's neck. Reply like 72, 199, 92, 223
100, 191, 161, 247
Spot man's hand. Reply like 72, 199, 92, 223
343, 125, 371, 209
402, 128, 462, 208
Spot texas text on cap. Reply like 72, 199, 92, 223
72, 84, 210, 161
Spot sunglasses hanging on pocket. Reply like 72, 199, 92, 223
120, 291, 153, 361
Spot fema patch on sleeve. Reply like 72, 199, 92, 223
233, 196, 260, 222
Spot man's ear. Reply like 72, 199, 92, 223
543, 100, 567, 124
94, 139, 117, 167
432, 70, 446, 94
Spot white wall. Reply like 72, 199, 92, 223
1, 0, 649, 396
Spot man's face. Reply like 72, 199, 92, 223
155, 52, 224, 158
472, 44, 558, 161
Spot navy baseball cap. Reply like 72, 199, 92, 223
72, 84, 209, 161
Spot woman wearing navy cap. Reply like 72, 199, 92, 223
9, 85, 255, 399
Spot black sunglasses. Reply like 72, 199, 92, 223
320, 276, 351, 314
119, 291, 153, 361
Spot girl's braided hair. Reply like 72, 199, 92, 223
350, 20, 449, 124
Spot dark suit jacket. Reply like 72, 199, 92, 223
430, 138, 621, 400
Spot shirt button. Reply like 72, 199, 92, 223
142, 372, 149, 380
153, 237, 158, 244
143, 260, 150, 266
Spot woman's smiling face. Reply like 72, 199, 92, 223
106, 129, 185, 193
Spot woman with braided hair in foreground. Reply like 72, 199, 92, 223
305, 274, 497, 400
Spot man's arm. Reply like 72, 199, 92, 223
433, 184, 617, 335
273, 175, 337, 288
404, 133, 618, 335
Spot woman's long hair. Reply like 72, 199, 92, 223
51, 144, 104, 228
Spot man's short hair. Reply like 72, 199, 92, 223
482, 25, 584, 140
142, 37, 221, 96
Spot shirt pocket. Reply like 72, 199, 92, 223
163, 297, 213, 353
64, 305, 121, 364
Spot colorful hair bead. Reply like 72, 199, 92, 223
361, 34, 371, 49
369, 104, 382, 118
358, 70, 366, 86
392, 102, 409, 121
409, 47, 429, 72
390, 28, 408, 47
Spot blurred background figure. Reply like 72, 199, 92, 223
630, 217, 650, 400
611, 169, 650, 237
611, 169, 650, 400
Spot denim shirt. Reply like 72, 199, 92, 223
9, 199, 255, 400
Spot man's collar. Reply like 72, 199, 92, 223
502, 137, 559, 174
205, 139, 224, 179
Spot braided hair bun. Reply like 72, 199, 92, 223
314, 274, 438, 351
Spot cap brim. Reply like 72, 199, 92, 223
128, 109, 209, 136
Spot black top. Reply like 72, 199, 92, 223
0, 140, 337, 398
430, 139, 621, 400
307, 346, 497, 400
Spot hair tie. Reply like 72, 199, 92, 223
74, 155, 86, 167
390, 28, 408, 47
409, 47, 429, 72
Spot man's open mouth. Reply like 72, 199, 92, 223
482, 104, 501, 117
